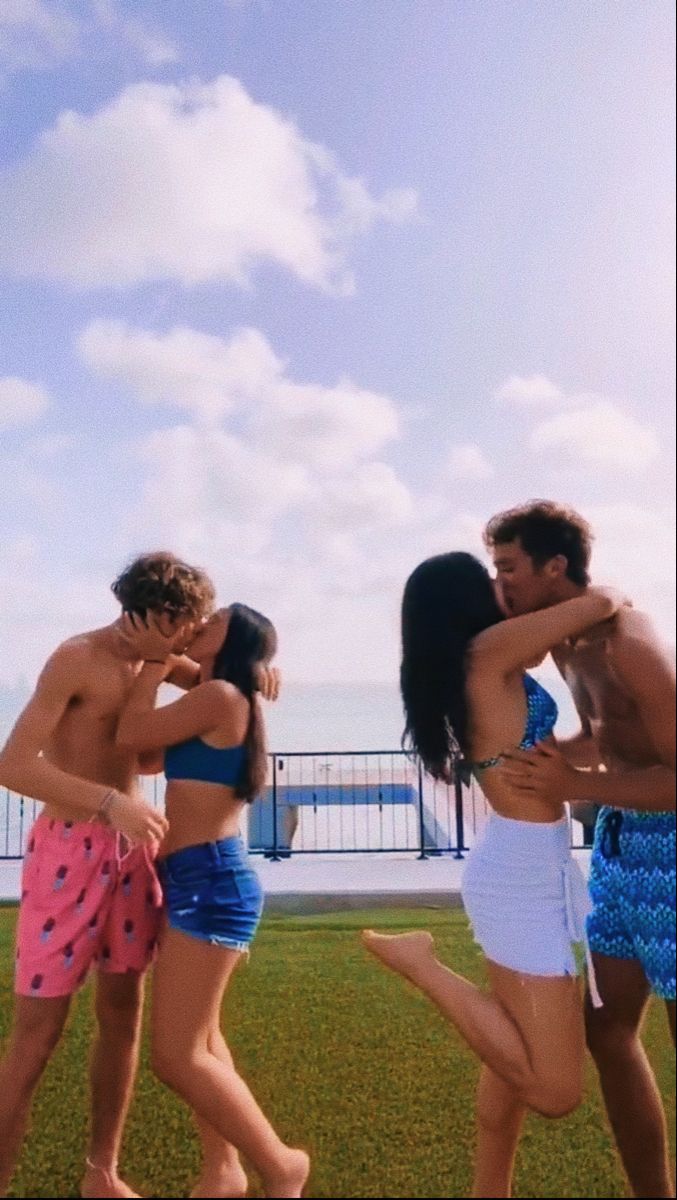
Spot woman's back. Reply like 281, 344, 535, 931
466, 666, 563, 823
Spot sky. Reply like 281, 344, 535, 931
0, 0, 675, 697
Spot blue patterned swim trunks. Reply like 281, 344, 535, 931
587, 807, 676, 1000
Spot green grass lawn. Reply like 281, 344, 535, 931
0, 904, 674, 1198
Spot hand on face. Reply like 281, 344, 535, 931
254, 662, 281, 702
119, 611, 194, 662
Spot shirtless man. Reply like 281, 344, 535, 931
0, 552, 216, 1199
485, 501, 675, 1200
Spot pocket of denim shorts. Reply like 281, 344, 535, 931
232, 868, 263, 909
164, 859, 205, 889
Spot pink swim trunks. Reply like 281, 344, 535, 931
15, 813, 164, 998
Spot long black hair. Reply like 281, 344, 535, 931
212, 603, 277, 801
400, 553, 504, 782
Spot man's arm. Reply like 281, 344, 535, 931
554, 717, 601, 824
164, 654, 201, 691
116, 662, 235, 753
556, 727, 601, 770
470, 589, 621, 676
0, 645, 112, 811
164, 654, 281, 701
571, 763, 674, 810
138, 750, 165, 775
501, 744, 675, 812
502, 619, 676, 812
0, 646, 168, 839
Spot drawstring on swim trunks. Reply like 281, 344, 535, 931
599, 809, 623, 859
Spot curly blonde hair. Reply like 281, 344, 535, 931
111, 552, 216, 621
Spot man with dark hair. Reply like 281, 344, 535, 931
0, 552, 216, 1199
484, 499, 594, 588
484, 500, 675, 1200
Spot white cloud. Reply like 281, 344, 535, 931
79, 320, 402, 467
493, 374, 564, 406
0, 416, 73, 515
0, 538, 114, 689
0, 0, 78, 73
0, 74, 416, 291
529, 400, 660, 472
120, 21, 178, 66
0, 376, 50, 428
0, 1, 178, 76
307, 462, 414, 535
585, 502, 676, 643
251, 376, 400, 471
447, 443, 494, 481
77, 318, 417, 673
78, 321, 279, 425
140, 427, 309, 530
419, 511, 487, 562
90, 1, 178, 67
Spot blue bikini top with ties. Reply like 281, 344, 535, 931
472, 673, 558, 771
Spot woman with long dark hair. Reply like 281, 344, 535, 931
363, 553, 623, 1198
116, 604, 309, 1200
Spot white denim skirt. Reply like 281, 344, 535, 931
460, 812, 601, 1005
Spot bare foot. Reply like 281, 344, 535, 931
190, 1161, 248, 1198
361, 929, 435, 983
80, 1162, 140, 1199
262, 1148, 310, 1199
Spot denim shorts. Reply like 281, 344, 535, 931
158, 837, 264, 952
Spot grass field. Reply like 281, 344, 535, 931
0, 904, 674, 1198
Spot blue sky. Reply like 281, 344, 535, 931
0, 0, 674, 691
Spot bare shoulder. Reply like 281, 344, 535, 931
609, 607, 675, 687
611, 606, 671, 655
196, 679, 245, 709
38, 636, 93, 685
6, 639, 94, 724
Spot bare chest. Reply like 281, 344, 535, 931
51, 659, 141, 752
558, 648, 655, 765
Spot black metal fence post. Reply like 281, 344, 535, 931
269, 754, 281, 862
453, 767, 466, 860
417, 759, 428, 860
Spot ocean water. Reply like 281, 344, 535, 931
0, 673, 586, 897
0, 669, 581, 753
266, 674, 580, 751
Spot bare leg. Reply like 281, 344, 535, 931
0, 994, 70, 1196
191, 1028, 248, 1199
80, 971, 146, 1200
472, 1066, 526, 1198
152, 930, 309, 1199
585, 955, 675, 1199
362, 930, 584, 1118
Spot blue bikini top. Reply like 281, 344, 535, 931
472, 673, 558, 771
164, 738, 246, 786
